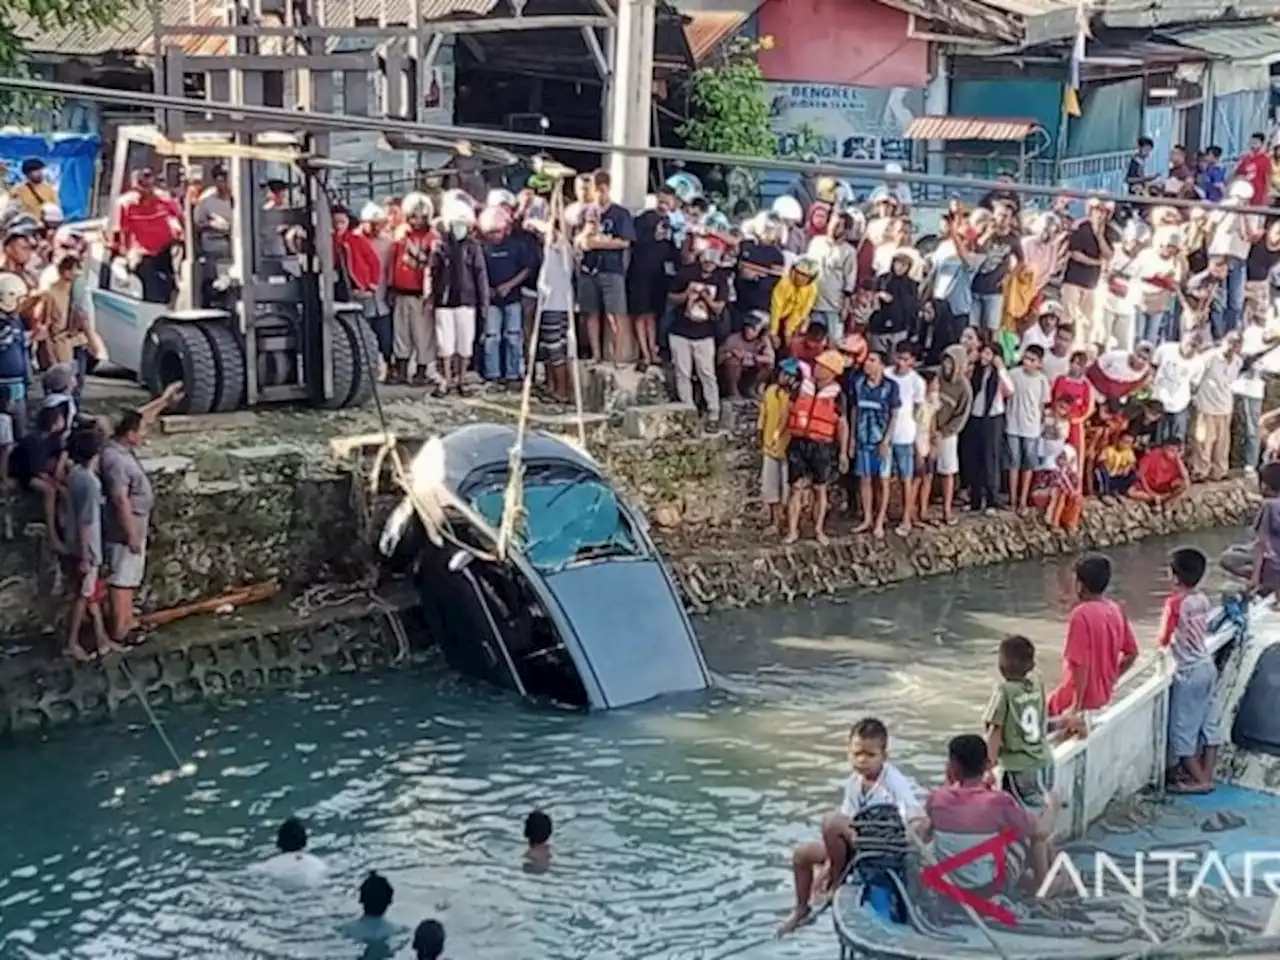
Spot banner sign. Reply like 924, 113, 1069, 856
0, 133, 99, 220
767, 83, 924, 164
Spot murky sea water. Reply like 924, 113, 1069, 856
0, 529, 1252, 960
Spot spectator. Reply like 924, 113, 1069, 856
388, 193, 436, 386
769, 258, 819, 344
628, 192, 678, 372
1150, 333, 1200, 448
934, 344, 972, 526
1061, 199, 1113, 349
60, 427, 113, 663
1005, 344, 1051, 514
1094, 432, 1138, 502
577, 170, 635, 363
1189, 331, 1242, 481
784, 350, 848, 544
1129, 438, 1191, 507
885, 342, 925, 536
1233, 307, 1278, 474
1235, 132, 1273, 208
963, 342, 1013, 515
480, 205, 533, 388
10, 158, 58, 218
1197, 146, 1227, 202
970, 202, 1023, 332
1132, 228, 1183, 346
848, 350, 897, 539
757, 360, 798, 533
869, 249, 919, 358
719, 311, 775, 398
807, 210, 857, 340
1206, 180, 1256, 339
668, 247, 727, 430
1125, 136, 1157, 195
1046, 553, 1139, 718
101, 382, 183, 646
429, 205, 487, 397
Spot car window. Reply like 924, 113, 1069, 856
470, 471, 642, 573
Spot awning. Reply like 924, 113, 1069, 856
1165, 23, 1280, 63
905, 116, 1040, 142
683, 9, 758, 65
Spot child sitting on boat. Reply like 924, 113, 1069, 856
924, 734, 1056, 897
777, 717, 925, 935
982, 635, 1084, 813
1159, 547, 1221, 794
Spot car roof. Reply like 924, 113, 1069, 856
440, 423, 602, 492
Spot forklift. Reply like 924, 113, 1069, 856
92, 124, 379, 414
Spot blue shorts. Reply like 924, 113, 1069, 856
854, 446, 890, 479
891, 443, 915, 479
1006, 434, 1040, 471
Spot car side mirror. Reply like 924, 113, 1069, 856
448, 550, 474, 573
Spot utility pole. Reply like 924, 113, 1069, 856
606, 0, 654, 207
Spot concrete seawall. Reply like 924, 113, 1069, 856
0, 399, 1260, 737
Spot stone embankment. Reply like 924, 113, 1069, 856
0, 368, 1261, 736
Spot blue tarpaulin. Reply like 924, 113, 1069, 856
0, 133, 99, 220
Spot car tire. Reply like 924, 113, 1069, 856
196, 320, 247, 413
146, 321, 218, 415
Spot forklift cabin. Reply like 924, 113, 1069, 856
94, 124, 378, 415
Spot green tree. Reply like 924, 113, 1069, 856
677, 36, 776, 159
0, 0, 124, 119
676, 35, 778, 206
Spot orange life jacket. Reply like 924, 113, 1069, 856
788, 382, 841, 443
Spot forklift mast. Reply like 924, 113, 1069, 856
149, 0, 427, 406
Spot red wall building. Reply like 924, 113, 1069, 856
755, 0, 930, 89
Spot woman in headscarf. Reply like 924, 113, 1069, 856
961, 339, 1013, 515
934, 343, 973, 525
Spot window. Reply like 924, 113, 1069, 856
467, 463, 643, 573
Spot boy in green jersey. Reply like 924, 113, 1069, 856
983, 635, 1083, 810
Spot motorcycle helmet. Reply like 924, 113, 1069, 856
401, 192, 434, 222
664, 171, 703, 204
486, 188, 516, 209
770, 195, 803, 224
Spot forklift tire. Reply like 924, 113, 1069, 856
342, 312, 381, 409
196, 321, 247, 413
319, 313, 360, 410
145, 321, 218, 416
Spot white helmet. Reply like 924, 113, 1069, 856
41, 202, 64, 225
401, 192, 434, 221
477, 205, 510, 234
486, 188, 516, 209
442, 199, 477, 226
1229, 179, 1254, 202
359, 201, 386, 223
0, 271, 25, 313
771, 195, 803, 224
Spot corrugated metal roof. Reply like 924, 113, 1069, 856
1024, 0, 1280, 46
684, 9, 753, 64
1165, 22, 1280, 62
906, 115, 1040, 141
18, 0, 506, 56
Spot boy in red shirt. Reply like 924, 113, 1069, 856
1047, 553, 1139, 720
1129, 439, 1190, 507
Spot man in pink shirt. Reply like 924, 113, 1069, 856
1047, 553, 1139, 717
924, 734, 1055, 895
1235, 132, 1273, 207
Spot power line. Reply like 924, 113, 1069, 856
2, 76, 1273, 217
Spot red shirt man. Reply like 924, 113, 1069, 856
1235, 134, 1273, 207
116, 170, 181, 257
1047, 554, 1139, 716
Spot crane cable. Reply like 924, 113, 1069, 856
4, 76, 1279, 219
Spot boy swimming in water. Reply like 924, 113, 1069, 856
778, 717, 926, 935
524, 809, 553, 872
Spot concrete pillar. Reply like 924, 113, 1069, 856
607, 0, 654, 209
924, 50, 949, 183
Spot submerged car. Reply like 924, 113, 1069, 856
379, 424, 711, 710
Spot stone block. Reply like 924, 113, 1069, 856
225, 445, 306, 482
621, 403, 700, 441
584, 363, 670, 414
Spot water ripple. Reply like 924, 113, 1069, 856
0, 528, 1246, 959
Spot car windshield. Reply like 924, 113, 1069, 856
468, 465, 643, 573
